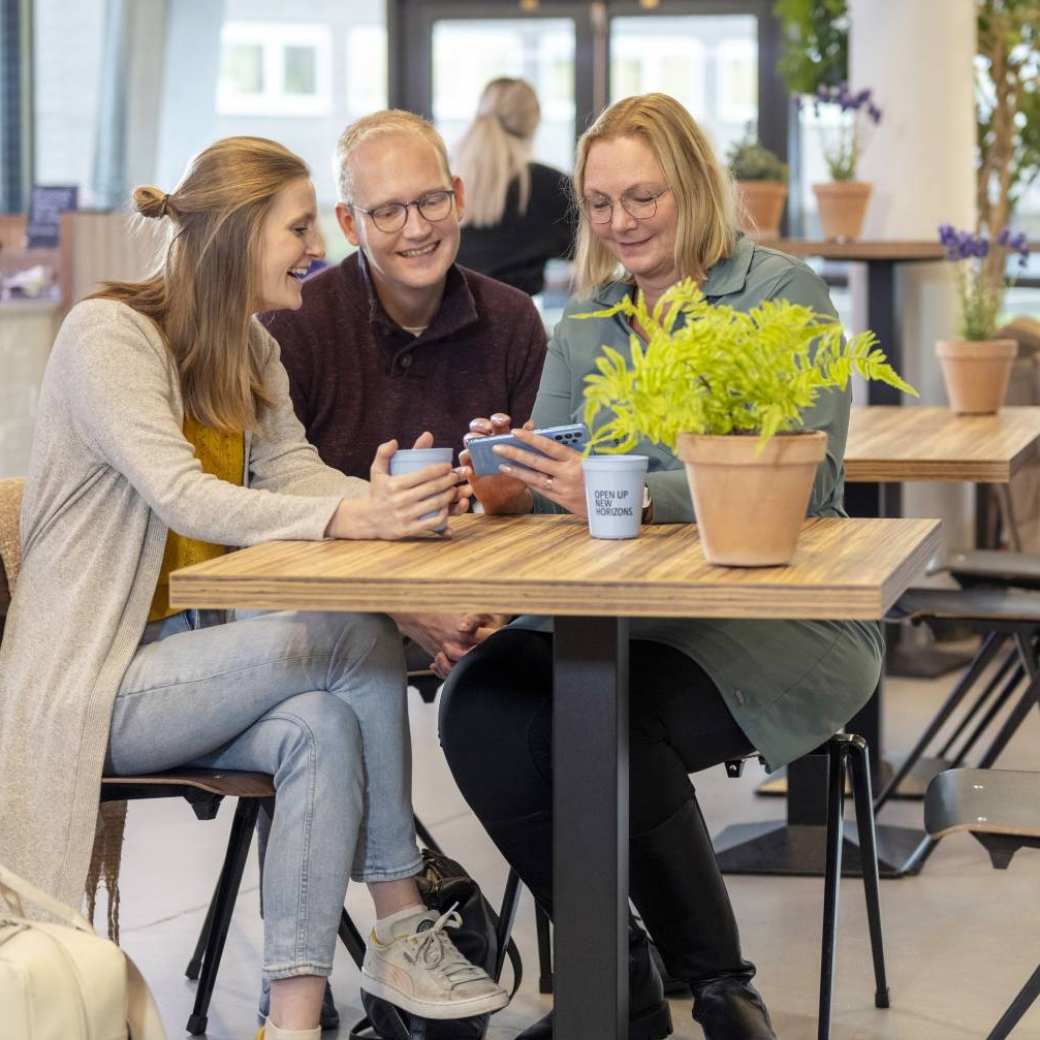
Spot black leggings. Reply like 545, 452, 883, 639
438, 627, 753, 837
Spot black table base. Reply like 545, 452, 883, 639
714, 819, 927, 879
716, 749, 928, 878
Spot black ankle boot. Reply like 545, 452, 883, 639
630, 799, 776, 1039
691, 974, 776, 1040
516, 920, 673, 1040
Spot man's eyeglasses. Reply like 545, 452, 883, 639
581, 186, 671, 225
352, 189, 456, 233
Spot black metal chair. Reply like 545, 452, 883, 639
925, 768, 1040, 1039
724, 734, 890, 1040
879, 586, 1040, 830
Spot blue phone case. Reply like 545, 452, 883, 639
467, 423, 588, 477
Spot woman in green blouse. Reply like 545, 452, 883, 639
440, 94, 882, 1040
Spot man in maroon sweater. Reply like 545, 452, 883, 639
262, 110, 549, 678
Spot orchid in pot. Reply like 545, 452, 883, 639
936, 224, 1032, 414
579, 281, 916, 566
802, 83, 882, 241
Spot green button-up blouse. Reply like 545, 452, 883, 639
513, 235, 884, 770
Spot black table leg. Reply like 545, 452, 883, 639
554, 617, 629, 1040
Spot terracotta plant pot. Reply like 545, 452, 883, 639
936, 339, 1018, 414
736, 181, 787, 240
676, 431, 827, 567
812, 181, 872, 241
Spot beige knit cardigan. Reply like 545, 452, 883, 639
0, 299, 366, 912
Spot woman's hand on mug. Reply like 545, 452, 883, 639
328, 434, 469, 539
460, 413, 535, 515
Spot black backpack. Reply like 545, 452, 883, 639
350, 848, 523, 1040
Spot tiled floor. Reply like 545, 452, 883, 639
111, 642, 1040, 1039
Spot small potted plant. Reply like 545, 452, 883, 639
579, 281, 916, 566
803, 83, 882, 241
936, 224, 1031, 413
727, 125, 788, 240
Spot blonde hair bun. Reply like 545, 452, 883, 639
133, 186, 170, 219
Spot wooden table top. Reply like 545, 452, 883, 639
170, 513, 940, 621
772, 240, 946, 262
845, 406, 1040, 484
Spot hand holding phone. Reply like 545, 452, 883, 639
466, 423, 588, 477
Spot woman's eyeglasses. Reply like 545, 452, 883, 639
352, 190, 456, 233
581, 187, 671, 224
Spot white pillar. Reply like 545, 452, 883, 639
849, 0, 978, 548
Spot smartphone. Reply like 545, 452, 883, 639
467, 423, 589, 477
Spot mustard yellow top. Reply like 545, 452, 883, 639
148, 417, 245, 622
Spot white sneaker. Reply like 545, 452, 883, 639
361, 906, 510, 1021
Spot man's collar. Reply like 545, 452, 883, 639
355, 249, 479, 340
590, 233, 756, 306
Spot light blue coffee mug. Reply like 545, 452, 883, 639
582, 455, 649, 539
389, 447, 454, 532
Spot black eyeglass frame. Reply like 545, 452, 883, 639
351, 189, 457, 233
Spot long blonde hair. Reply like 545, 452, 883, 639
454, 78, 541, 227
572, 93, 737, 298
91, 136, 310, 432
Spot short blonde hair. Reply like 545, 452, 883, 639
572, 93, 738, 298
334, 109, 452, 202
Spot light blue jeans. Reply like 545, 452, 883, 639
106, 608, 422, 979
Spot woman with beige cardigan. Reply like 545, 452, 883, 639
0, 137, 509, 1040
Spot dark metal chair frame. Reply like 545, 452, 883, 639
924, 768, 1040, 1040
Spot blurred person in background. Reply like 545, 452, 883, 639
454, 77, 575, 297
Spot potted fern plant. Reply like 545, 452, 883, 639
580, 281, 916, 566
727, 126, 788, 240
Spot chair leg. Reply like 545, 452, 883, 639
338, 907, 367, 969
978, 672, 1040, 769
819, 737, 849, 1040
950, 664, 1023, 765
987, 963, 1040, 1040
187, 798, 260, 1036
186, 872, 220, 980
874, 632, 1004, 812
847, 736, 890, 1010
937, 650, 1018, 758
535, 903, 553, 994
494, 868, 522, 982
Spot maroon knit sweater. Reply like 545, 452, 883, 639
261, 253, 547, 478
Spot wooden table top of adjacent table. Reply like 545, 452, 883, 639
171, 513, 940, 622
844, 406, 1040, 484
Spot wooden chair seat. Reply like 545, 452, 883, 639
101, 769, 274, 802
925, 768, 1040, 844
935, 548, 1040, 591
890, 586, 1040, 624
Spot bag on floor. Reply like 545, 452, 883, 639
351, 848, 522, 1040
0, 862, 166, 1040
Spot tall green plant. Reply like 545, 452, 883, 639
774, 0, 849, 95
579, 281, 916, 453
976, 0, 1039, 290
